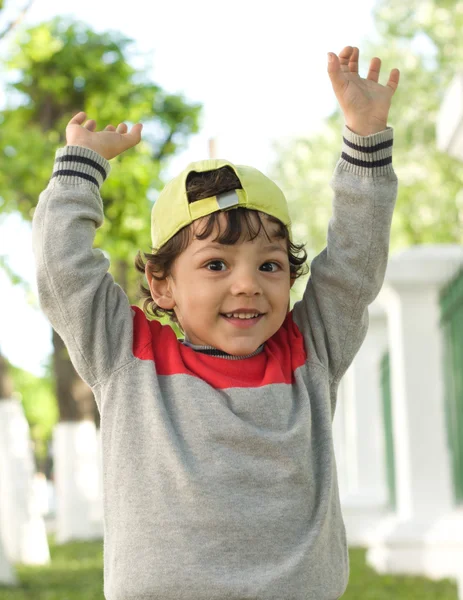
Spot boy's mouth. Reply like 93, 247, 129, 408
220, 312, 265, 328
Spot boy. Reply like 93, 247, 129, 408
32, 46, 399, 600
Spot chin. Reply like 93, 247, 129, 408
224, 342, 261, 356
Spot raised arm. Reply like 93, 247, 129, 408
292, 47, 400, 393
32, 113, 143, 388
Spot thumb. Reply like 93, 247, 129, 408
327, 52, 346, 93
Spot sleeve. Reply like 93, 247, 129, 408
32, 145, 136, 388
291, 125, 398, 389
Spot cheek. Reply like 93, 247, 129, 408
177, 277, 217, 309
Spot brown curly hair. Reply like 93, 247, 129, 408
135, 166, 309, 326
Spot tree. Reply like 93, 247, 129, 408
0, 17, 201, 423
0, 0, 36, 416
272, 0, 463, 263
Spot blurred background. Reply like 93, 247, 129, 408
0, 0, 462, 598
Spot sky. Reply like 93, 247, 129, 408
0, 0, 378, 376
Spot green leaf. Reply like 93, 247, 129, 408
0, 16, 202, 307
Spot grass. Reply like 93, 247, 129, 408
344, 548, 458, 600
0, 537, 104, 600
0, 539, 459, 599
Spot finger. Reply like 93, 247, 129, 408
67, 111, 87, 126
386, 68, 400, 94
84, 119, 97, 131
338, 46, 354, 73
123, 123, 143, 146
348, 47, 359, 73
104, 124, 117, 131
367, 57, 381, 83
116, 123, 128, 134
327, 53, 348, 93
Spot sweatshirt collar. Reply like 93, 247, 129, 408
181, 335, 264, 360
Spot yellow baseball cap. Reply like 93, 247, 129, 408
151, 158, 292, 250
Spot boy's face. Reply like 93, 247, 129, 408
149, 211, 293, 356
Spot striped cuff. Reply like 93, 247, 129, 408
340, 125, 394, 177
51, 146, 111, 188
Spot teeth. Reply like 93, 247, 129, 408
224, 313, 260, 319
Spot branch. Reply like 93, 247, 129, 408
0, 0, 35, 41
154, 131, 174, 162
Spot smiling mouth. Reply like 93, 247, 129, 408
220, 314, 265, 327
220, 313, 265, 319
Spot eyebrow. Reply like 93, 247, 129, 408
193, 242, 287, 256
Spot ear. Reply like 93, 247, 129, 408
145, 264, 176, 310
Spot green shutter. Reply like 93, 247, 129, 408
440, 267, 463, 504
380, 351, 396, 510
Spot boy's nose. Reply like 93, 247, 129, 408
229, 266, 263, 295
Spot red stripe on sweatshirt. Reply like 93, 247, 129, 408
131, 306, 307, 388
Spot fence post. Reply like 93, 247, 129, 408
334, 302, 390, 545
366, 244, 463, 587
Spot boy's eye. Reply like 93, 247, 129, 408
205, 260, 280, 272
206, 260, 226, 271
260, 262, 280, 272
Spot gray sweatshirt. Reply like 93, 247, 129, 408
32, 126, 397, 600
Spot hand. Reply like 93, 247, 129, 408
327, 46, 400, 136
66, 111, 143, 160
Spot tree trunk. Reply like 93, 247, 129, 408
52, 330, 94, 422
116, 258, 129, 295
0, 349, 50, 566
0, 533, 16, 586
51, 332, 103, 543
0, 351, 14, 400
0, 352, 16, 582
